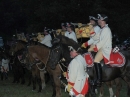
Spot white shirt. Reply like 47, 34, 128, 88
65, 31, 78, 43
1, 59, 9, 72
40, 34, 52, 47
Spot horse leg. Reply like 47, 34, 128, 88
20, 67, 25, 84
53, 74, 61, 97
113, 78, 122, 97
36, 70, 45, 93
40, 71, 46, 89
1, 72, 4, 81
32, 71, 36, 91
122, 76, 130, 97
37, 77, 42, 92
89, 83, 96, 97
50, 74, 56, 97
127, 85, 130, 96
106, 81, 114, 97
45, 71, 50, 84
98, 83, 104, 97
27, 71, 32, 86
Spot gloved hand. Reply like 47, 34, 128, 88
63, 72, 67, 77
69, 89, 75, 96
81, 42, 88, 48
65, 84, 73, 92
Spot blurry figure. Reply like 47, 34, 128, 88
1, 55, 9, 80
40, 27, 52, 47
65, 23, 78, 43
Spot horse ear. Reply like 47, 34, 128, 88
51, 38, 60, 45
53, 30, 57, 38
59, 31, 62, 36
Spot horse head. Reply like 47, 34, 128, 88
9, 40, 27, 56
49, 35, 82, 69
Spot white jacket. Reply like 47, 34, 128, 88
40, 34, 52, 47
1, 59, 9, 72
96, 24, 112, 60
65, 31, 78, 43
88, 25, 101, 45
67, 55, 89, 95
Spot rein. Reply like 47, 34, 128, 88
37, 50, 50, 71
26, 46, 51, 71
51, 44, 68, 72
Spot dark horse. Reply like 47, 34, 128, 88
49, 35, 130, 97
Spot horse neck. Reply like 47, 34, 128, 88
61, 44, 72, 63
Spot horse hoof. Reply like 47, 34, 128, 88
32, 90, 36, 92
37, 91, 41, 93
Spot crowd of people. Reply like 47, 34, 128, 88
0, 13, 114, 97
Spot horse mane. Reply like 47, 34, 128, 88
59, 35, 79, 46
28, 40, 51, 49
16, 40, 27, 45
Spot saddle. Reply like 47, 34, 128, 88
82, 51, 126, 67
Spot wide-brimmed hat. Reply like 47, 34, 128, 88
61, 23, 66, 27
68, 45, 82, 53
66, 22, 74, 28
89, 16, 97, 21
44, 27, 51, 33
97, 14, 108, 22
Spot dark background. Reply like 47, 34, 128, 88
0, 0, 130, 42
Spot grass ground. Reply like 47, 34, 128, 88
0, 71, 129, 97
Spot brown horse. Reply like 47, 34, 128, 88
9, 40, 49, 92
22, 44, 62, 97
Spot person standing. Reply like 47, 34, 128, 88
64, 45, 89, 97
81, 14, 112, 87
1, 55, 9, 80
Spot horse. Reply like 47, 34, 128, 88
50, 35, 130, 97
21, 43, 63, 97
9, 40, 49, 91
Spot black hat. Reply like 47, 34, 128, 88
89, 16, 97, 21
44, 27, 51, 33
97, 14, 108, 22
68, 45, 82, 53
61, 23, 66, 27
66, 22, 73, 28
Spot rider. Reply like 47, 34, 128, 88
65, 22, 78, 43
82, 14, 112, 86
82, 15, 101, 48
65, 45, 89, 97
40, 27, 52, 47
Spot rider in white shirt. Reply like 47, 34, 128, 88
65, 23, 78, 43
40, 27, 52, 47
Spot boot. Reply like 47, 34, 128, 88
94, 63, 102, 87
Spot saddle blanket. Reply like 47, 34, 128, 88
82, 52, 126, 67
